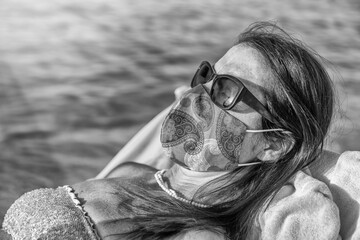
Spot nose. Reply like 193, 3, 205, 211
174, 86, 191, 100
202, 80, 213, 95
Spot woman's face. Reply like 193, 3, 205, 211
161, 44, 275, 171
204, 44, 274, 164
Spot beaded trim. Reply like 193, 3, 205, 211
154, 170, 212, 208
62, 185, 102, 240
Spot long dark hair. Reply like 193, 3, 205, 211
115, 21, 335, 240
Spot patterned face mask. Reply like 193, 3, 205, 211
160, 84, 283, 172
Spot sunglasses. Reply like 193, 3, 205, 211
191, 61, 276, 124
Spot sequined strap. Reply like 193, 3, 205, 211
62, 185, 102, 240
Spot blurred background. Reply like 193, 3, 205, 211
1, 0, 360, 223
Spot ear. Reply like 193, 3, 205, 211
257, 137, 294, 162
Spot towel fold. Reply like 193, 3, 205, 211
258, 170, 341, 240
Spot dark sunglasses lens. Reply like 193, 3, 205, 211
212, 78, 243, 108
192, 63, 213, 87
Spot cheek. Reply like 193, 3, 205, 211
230, 111, 263, 130
238, 133, 265, 163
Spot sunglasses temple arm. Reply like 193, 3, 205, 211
240, 90, 278, 124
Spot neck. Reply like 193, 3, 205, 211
162, 165, 228, 203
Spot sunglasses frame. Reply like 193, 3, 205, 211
191, 61, 276, 124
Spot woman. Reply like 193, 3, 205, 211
1, 22, 341, 239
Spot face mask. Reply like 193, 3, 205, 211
160, 84, 283, 172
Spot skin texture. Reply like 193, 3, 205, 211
72, 163, 160, 238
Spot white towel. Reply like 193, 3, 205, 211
328, 151, 360, 240
258, 170, 341, 240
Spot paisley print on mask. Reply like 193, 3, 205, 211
216, 111, 246, 163
161, 84, 253, 172
184, 139, 222, 171
161, 109, 204, 155
192, 95, 214, 131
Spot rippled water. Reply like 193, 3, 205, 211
1, 0, 360, 222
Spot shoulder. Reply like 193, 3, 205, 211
72, 163, 158, 207
70, 171, 161, 237
73, 163, 158, 197
104, 162, 157, 179
2, 187, 99, 240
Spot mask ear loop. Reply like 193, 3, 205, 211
246, 129, 294, 138
245, 128, 285, 133
237, 129, 294, 167
237, 161, 262, 167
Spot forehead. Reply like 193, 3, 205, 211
214, 44, 273, 90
